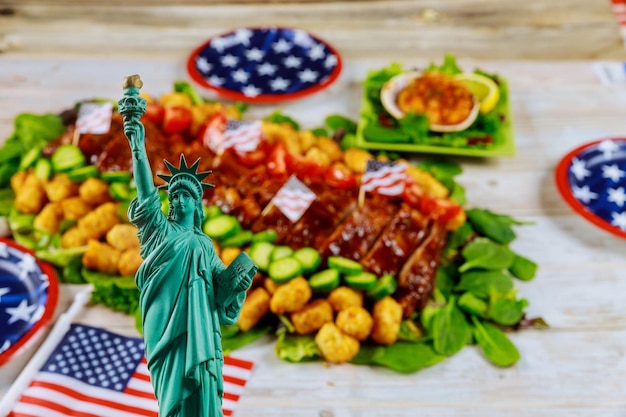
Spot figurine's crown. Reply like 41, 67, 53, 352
157, 154, 214, 200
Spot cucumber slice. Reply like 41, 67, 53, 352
268, 257, 303, 284
203, 215, 241, 241
344, 271, 378, 291
366, 274, 398, 300
248, 241, 275, 271
220, 230, 253, 248
109, 181, 132, 201
293, 247, 321, 274
251, 229, 279, 243
204, 205, 223, 220
327, 256, 363, 275
308, 268, 340, 293
100, 171, 132, 183
270, 245, 294, 262
33, 158, 52, 181
68, 165, 99, 182
51, 144, 86, 172
19, 147, 42, 171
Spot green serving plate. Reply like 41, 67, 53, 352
354, 71, 515, 158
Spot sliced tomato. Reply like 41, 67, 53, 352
141, 102, 165, 126
419, 194, 462, 224
324, 165, 357, 190
236, 141, 271, 168
266, 142, 289, 177
196, 112, 227, 149
162, 105, 192, 135
402, 180, 424, 209
286, 152, 326, 180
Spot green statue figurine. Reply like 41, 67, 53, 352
118, 74, 257, 417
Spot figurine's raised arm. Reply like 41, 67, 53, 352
118, 74, 154, 202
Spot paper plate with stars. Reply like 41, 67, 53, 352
186, 27, 343, 103
555, 138, 626, 239
0, 238, 59, 366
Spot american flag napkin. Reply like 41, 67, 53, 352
205, 119, 263, 155
75, 102, 113, 134
9, 324, 253, 417
270, 175, 317, 222
360, 159, 408, 197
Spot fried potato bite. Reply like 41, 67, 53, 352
237, 287, 271, 332
14, 173, 47, 214
106, 224, 140, 252
327, 286, 363, 312
61, 226, 89, 248
79, 177, 112, 206
33, 202, 64, 234
60, 197, 93, 221
371, 296, 403, 345
44, 173, 79, 202
82, 239, 121, 275
291, 299, 334, 335
269, 277, 312, 315
336, 306, 374, 342
315, 322, 360, 363
117, 247, 143, 277
77, 202, 120, 240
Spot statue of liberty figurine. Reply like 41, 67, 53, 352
118, 74, 256, 417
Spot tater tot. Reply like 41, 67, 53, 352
82, 239, 121, 275
14, 173, 47, 214
336, 306, 374, 341
269, 277, 312, 315
44, 173, 78, 202
33, 202, 64, 234
371, 296, 403, 345
342, 148, 373, 174
314, 137, 342, 162
297, 130, 317, 153
220, 247, 241, 266
263, 278, 280, 295
237, 287, 271, 332
61, 226, 89, 248
117, 247, 143, 277
77, 202, 120, 239
79, 177, 112, 206
327, 286, 363, 312
315, 322, 360, 363
60, 197, 93, 220
406, 165, 449, 199
10, 171, 28, 193
106, 224, 140, 251
291, 299, 334, 335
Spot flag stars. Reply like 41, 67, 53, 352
257, 62, 277, 76
232, 68, 250, 84
245, 48, 264, 61
196, 56, 212, 74
612, 211, 626, 230
270, 77, 290, 91
272, 38, 292, 53
221, 54, 239, 68
0, 243, 9, 258
6, 299, 37, 324
283, 55, 302, 68
572, 185, 598, 204
309, 43, 326, 60
208, 75, 225, 86
299, 69, 319, 83
570, 157, 591, 181
598, 139, 619, 159
608, 187, 626, 207
602, 164, 625, 182
242, 85, 261, 97
325, 54, 338, 69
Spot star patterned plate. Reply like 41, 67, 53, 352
555, 138, 626, 239
0, 238, 58, 366
186, 27, 343, 103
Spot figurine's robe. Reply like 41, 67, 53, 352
129, 190, 242, 417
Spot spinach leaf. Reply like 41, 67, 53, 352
466, 208, 529, 245
173, 80, 205, 105
435, 266, 456, 298
310, 127, 329, 138
426, 53, 463, 76
489, 297, 528, 326
350, 344, 385, 365
432, 297, 472, 356
325, 114, 357, 134
509, 253, 538, 281
459, 238, 515, 272
443, 221, 474, 259
471, 316, 520, 367
418, 159, 463, 178
397, 320, 424, 342
0, 187, 15, 216
362, 122, 410, 143
399, 112, 429, 144
275, 332, 320, 362
263, 111, 300, 131
458, 292, 488, 318
36, 246, 86, 267
456, 269, 514, 299
372, 342, 445, 373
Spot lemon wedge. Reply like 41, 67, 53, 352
454, 73, 500, 114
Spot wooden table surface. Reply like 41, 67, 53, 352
2, 1, 626, 416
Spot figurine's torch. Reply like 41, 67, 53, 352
118, 74, 147, 153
